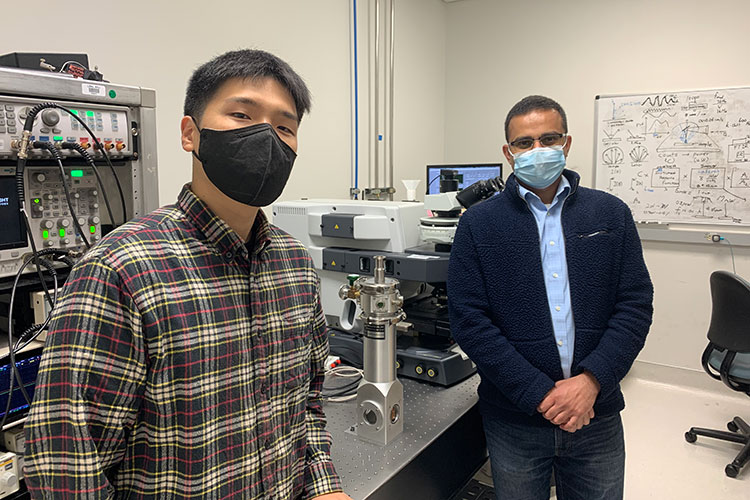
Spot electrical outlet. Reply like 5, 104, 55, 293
705, 233, 722, 242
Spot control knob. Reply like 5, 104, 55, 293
0, 471, 17, 487
41, 109, 60, 127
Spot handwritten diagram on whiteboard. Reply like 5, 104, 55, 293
594, 88, 750, 225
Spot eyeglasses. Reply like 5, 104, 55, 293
509, 133, 567, 151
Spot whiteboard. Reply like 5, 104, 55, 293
594, 88, 750, 225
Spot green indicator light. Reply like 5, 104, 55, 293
53, 136, 63, 142
33, 198, 40, 204
42, 230, 49, 239
71, 110, 79, 115
59, 228, 66, 238
70, 170, 84, 178
86, 111, 94, 117
90, 225, 96, 234
108, 90, 117, 98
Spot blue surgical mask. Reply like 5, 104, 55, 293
511, 145, 566, 189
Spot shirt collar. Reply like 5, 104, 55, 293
176, 185, 271, 261
518, 175, 571, 209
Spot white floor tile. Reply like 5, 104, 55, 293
621, 374, 748, 500
473, 369, 750, 500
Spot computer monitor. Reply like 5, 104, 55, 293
0, 347, 43, 428
0, 174, 27, 250
426, 163, 502, 195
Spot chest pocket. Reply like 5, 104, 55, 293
566, 227, 621, 290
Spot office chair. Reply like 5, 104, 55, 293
684, 270, 750, 478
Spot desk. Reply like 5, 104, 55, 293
324, 375, 487, 500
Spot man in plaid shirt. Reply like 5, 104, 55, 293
24, 49, 352, 500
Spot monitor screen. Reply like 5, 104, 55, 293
426, 163, 502, 195
0, 348, 43, 427
0, 175, 26, 250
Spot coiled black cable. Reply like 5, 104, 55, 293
61, 142, 117, 228
34, 142, 90, 250
23, 102, 128, 225
0, 254, 58, 431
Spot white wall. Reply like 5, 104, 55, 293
8, 0, 729, 374
443, 0, 750, 372
351, 0, 447, 200
4, 1, 353, 203
392, 0, 447, 198
4, 0, 447, 206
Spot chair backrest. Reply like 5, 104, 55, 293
707, 270, 750, 353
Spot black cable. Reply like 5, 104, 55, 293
35, 142, 90, 250
11, 250, 72, 353
322, 376, 361, 393
23, 103, 128, 225
13, 324, 45, 354
322, 386, 359, 398
61, 142, 116, 229
0, 255, 58, 430
322, 373, 362, 398
15, 157, 54, 317
722, 237, 737, 275
427, 175, 441, 191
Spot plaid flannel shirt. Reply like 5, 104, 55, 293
24, 185, 342, 499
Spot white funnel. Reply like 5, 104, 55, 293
402, 179, 421, 201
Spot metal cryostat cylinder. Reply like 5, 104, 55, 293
339, 255, 405, 445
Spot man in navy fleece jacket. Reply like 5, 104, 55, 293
447, 95, 653, 500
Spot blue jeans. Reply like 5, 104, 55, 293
483, 412, 625, 500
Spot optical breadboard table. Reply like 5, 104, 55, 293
324, 374, 487, 500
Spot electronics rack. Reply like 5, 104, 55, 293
0, 66, 159, 279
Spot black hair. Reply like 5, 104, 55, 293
504, 95, 568, 141
184, 49, 311, 123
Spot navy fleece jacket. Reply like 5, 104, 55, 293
447, 170, 653, 425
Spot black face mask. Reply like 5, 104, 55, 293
191, 119, 297, 207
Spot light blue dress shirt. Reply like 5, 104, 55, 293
518, 176, 575, 378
